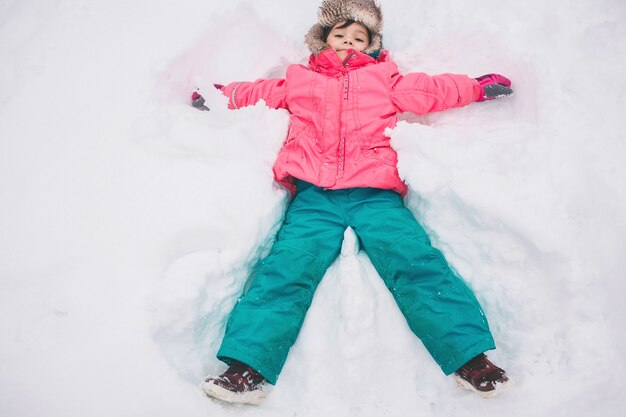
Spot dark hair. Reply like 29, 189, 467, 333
322, 19, 372, 43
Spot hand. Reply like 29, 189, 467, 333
191, 85, 225, 111
191, 91, 210, 111
475, 74, 513, 102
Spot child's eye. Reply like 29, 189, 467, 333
356, 38, 364, 42
334, 34, 343, 38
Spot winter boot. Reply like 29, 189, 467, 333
202, 360, 267, 405
454, 353, 513, 398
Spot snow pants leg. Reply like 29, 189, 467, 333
346, 187, 496, 376
216, 182, 495, 384
216, 182, 346, 384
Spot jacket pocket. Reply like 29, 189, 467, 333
362, 145, 398, 167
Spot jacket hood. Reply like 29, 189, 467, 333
305, 0, 384, 56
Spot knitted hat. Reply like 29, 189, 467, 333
305, 0, 384, 56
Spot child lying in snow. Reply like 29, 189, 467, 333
196, 0, 514, 405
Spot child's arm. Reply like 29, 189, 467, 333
219, 79, 288, 110
389, 65, 512, 114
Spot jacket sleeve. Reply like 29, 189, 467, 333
389, 63, 481, 115
219, 78, 288, 110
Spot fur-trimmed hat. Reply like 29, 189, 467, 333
305, 0, 383, 56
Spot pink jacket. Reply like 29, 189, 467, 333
220, 49, 480, 195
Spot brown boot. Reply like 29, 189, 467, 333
454, 354, 513, 398
202, 360, 267, 405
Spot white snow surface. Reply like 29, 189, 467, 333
1, 0, 625, 416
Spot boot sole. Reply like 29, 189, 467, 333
201, 380, 267, 405
454, 375, 514, 399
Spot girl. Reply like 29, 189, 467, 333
199, 0, 514, 405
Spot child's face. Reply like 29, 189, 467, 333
326, 21, 370, 60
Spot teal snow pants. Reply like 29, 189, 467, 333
217, 181, 495, 384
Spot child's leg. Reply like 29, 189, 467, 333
348, 188, 496, 375
217, 182, 346, 385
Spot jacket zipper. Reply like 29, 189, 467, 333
337, 52, 354, 178
342, 51, 355, 67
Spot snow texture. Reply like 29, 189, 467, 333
1, 0, 625, 416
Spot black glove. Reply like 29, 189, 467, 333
475, 74, 514, 101
191, 91, 210, 111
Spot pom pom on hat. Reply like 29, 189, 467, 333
318, 0, 383, 33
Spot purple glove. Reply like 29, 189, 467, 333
475, 74, 513, 102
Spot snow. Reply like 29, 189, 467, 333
1, 0, 625, 416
